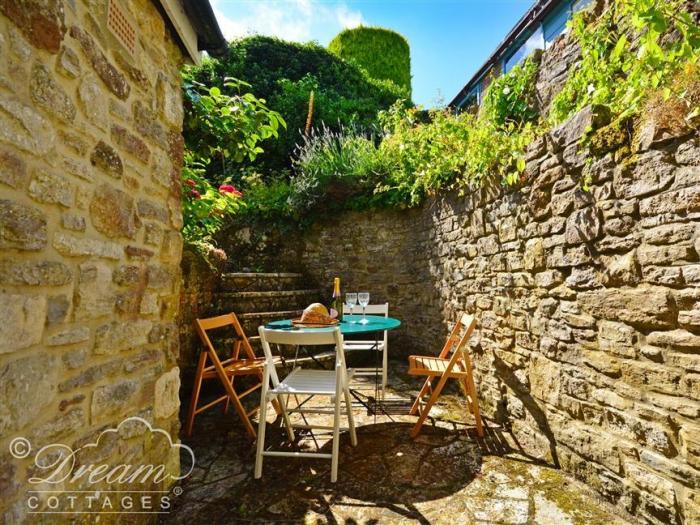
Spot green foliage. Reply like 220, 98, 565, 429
328, 26, 412, 94
481, 56, 540, 126
186, 36, 408, 171
550, 0, 700, 125
180, 78, 285, 244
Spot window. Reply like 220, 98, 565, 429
503, 25, 544, 73
543, 2, 570, 47
573, 0, 594, 12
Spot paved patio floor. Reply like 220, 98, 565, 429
166, 360, 632, 524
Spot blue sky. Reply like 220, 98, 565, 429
212, 0, 534, 107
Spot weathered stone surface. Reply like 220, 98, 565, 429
0, 259, 71, 286
77, 74, 108, 129
566, 207, 603, 244
598, 320, 637, 358
551, 105, 610, 148
74, 261, 114, 320
154, 367, 180, 419
602, 251, 640, 286
579, 286, 675, 329
56, 45, 80, 78
0, 293, 47, 353
47, 326, 89, 346
91, 379, 140, 423
28, 169, 74, 207
111, 124, 150, 163
613, 151, 675, 199
0, 199, 47, 250
61, 212, 85, 231
69, 25, 130, 100
137, 198, 168, 223
647, 330, 700, 350
46, 294, 70, 323
30, 62, 76, 122
640, 186, 700, 217
90, 140, 123, 178
89, 183, 140, 239
0, 148, 27, 189
0, 91, 55, 154
53, 232, 121, 259
133, 100, 167, 147
93, 319, 152, 354
0, 0, 66, 53
0, 354, 57, 434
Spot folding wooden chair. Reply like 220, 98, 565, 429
186, 313, 269, 439
255, 326, 357, 483
407, 313, 484, 438
343, 302, 390, 399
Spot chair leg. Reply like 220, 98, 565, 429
465, 374, 484, 438
185, 351, 207, 437
409, 376, 434, 415
254, 373, 269, 479
343, 384, 357, 447
382, 346, 388, 401
410, 373, 450, 439
277, 394, 295, 442
331, 387, 343, 483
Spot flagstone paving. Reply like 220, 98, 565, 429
166, 361, 633, 524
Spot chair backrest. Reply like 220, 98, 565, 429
343, 302, 389, 316
258, 327, 345, 387
439, 313, 477, 360
195, 312, 256, 361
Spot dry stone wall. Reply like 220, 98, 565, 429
295, 122, 700, 524
0, 0, 185, 521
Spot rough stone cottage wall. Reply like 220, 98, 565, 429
0, 0, 185, 521
297, 122, 700, 524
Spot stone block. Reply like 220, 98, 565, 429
61, 212, 86, 231
30, 62, 75, 122
93, 319, 152, 355
0, 0, 66, 53
91, 379, 140, 423
154, 367, 180, 419
625, 462, 676, 506
0, 199, 47, 250
89, 183, 140, 239
578, 286, 675, 329
551, 105, 610, 148
75, 261, 114, 320
0, 148, 27, 189
90, 140, 123, 177
0, 259, 71, 286
69, 25, 130, 100
0, 353, 58, 434
613, 151, 675, 199
565, 207, 603, 245
602, 251, 640, 286
28, 169, 74, 207
0, 293, 46, 354
111, 124, 150, 163
598, 320, 637, 358
78, 74, 109, 130
646, 329, 700, 350
640, 186, 700, 217
637, 244, 695, 266
53, 232, 121, 259
56, 46, 81, 78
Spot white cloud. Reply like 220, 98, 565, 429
211, 0, 366, 43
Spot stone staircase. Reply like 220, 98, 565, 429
212, 272, 322, 340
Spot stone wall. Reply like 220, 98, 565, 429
293, 121, 700, 524
0, 0, 186, 521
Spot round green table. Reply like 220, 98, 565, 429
266, 314, 401, 334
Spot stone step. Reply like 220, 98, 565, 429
220, 272, 308, 292
212, 289, 321, 314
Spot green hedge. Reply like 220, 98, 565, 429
187, 36, 408, 171
328, 27, 411, 95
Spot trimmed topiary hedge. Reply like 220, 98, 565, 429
328, 26, 411, 95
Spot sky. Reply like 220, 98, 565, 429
212, 0, 535, 108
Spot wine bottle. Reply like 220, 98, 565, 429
331, 277, 343, 321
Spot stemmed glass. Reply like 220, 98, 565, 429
358, 292, 370, 324
345, 293, 357, 323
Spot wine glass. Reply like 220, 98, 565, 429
358, 292, 370, 324
345, 293, 357, 322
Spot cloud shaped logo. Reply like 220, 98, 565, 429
22, 416, 195, 486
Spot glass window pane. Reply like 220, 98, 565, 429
504, 26, 544, 73
573, 0, 594, 12
544, 2, 570, 45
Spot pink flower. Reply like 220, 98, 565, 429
185, 179, 196, 188
219, 184, 243, 197
188, 189, 201, 199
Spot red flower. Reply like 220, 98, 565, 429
188, 189, 201, 199
219, 184, 243, 197
185, 179, 196, 188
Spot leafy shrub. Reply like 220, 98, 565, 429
481, 55, 540, 126
328, 26, 411, 94
180, 78, 285, 244
550, 0, 700, 126
187, 36, 409, 171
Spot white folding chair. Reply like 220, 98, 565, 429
343, 303, 389, 399
255, 326, 357, 483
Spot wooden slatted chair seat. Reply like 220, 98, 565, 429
407, 313, 484, 438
